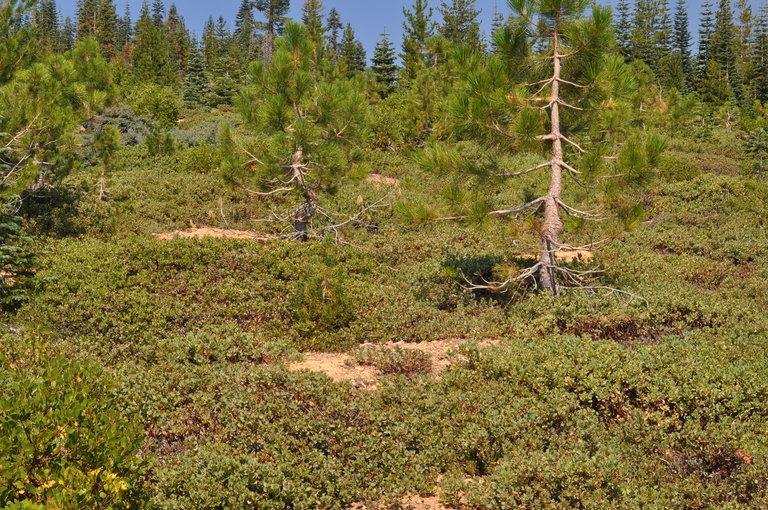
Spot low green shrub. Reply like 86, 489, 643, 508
0, 333, 147, 509
350, 346, 432, 376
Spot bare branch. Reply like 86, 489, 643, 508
489, 197, 544, 217
494, 162, 550, 177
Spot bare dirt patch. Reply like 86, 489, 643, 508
290, 338, 497, 389
365, 173, 401, 187
152, 227, 270, 241
519, 250, 594, 263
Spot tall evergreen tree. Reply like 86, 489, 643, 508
735, 0, 754, 91
116, 2, 131, 53
165, 4, 189, 74
183, 42, 208, 106
371, 31, 398, 97
672, 0, 693, 88
76, 0, 98, 38
438, 0, 481, 49
698, 1, 716, 74
326, 7, 342, 62
201, 16, 218, 68
61, 16, 76, 50
614, 0, 632, 59
340, 23, 365, 77
33, 0, 60, 56
94, 0, 117, 58
752, 4, 768, 102
150, 0, 164, 25
234, 0, 258, 63
710, 0, 740, 97
401, 0, 434, 79
132, 0, 175, 85
255, 0, 290, 65
302, 0, 325, 72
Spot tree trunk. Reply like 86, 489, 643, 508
290, 146, 317, 241
538, 26, 565, 296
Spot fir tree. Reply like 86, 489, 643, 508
132, 0, 176, 85
698, 1, 716, 74
183, 42, 208, 106
166, 4, 190, 74
752, 4, 768, 102
614, 0, 632, 59
33, 0, 60, 56
234, 0, 258, 63
371, 31, 398, 97
340, 23, 365, 77
709, 0, 740, 97
151, 0, 164, 25
202, 16, 218, 68
116, 2, 132, 53
401, 0, 434, 79
77, 0, 98, 38
672, 0, 693, 89
94, 0, 117, 59
255, 0, 290, 65
61, 16, 76, 50
326, 7, 342, 62
438, 0, 481, 50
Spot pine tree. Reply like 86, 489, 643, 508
490, 3, 505, 51
224, 22, 369, 240
326, 7, 342, 62
614, 0, 632, 59
132, 0, 176, 85
401, 0, 434, 79
234, 0, 258, 63
255, 0, 290, 65
735, 0, 754, 93
672, 0, 693, 89
438, 0, 481, 50
449, 0, 614, 295
94, 0, 117, 59
371, 32, 398, 97
302, 0, 325, 72
340, 23, 365, 77
183, 42, 208, 106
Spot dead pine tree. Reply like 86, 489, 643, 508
450, 0, 614, 296
221, 22, 377, 241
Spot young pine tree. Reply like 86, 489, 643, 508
450, 0, 615, 295
222, 22, 369, 240
371, 32, 398, 97
438, 0, 482, 50
401, 0, 435, 79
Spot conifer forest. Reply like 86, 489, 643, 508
4, 0, 768, 507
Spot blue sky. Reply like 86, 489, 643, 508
56, 0, 762, 57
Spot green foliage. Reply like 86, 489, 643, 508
0, 208, 37, 312
351, 346, 432, 376
127, 84, 182, 130
0, 333, 147, 509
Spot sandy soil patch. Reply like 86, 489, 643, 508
152, 227, 270, 241
365, 173, 401, 187
290, 338, 497, 389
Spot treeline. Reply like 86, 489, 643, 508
615, 0, 768, 104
